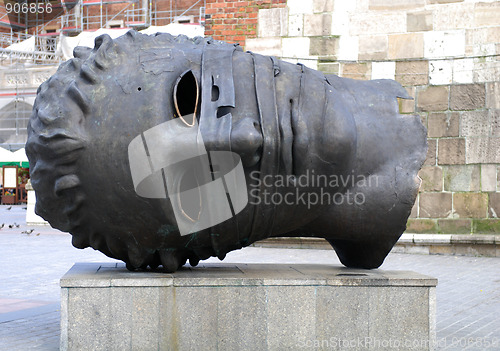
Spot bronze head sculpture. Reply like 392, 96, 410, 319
26, 31, 427, 272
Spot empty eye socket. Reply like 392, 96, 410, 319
173, 70, 199, 127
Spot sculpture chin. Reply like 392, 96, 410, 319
26, 30, 427, 273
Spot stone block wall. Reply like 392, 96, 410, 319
205, 0, 500, 235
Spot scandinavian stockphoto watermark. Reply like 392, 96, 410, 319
249, 170, 379, 209
4, 1, 76, 28
296, 336, 500, 349
297, 336, 434, 349
128, 115, 379, 234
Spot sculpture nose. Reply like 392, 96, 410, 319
231, 117, 263, 167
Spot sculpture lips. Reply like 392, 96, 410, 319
282, 99, 295, 177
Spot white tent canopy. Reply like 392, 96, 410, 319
6, 36, 36, 52
12, 148, 28, 162
0, 147, 16, 162
0, 147, 28, 163
57, 23, 204, 61
139, 23, 204, 37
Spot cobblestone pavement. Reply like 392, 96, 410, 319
0, 205, 499, 350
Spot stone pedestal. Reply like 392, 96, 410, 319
61, 263, 437, 351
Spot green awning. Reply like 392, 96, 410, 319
0, 162, 29, 168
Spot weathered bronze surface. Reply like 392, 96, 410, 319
26, 31, 427, 272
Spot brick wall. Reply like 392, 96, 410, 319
204, 0, 286, 48
211, 0, 500, 235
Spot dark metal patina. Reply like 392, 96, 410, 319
26, 31, 427, 272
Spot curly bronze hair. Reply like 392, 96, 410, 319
26, 31, 212, 269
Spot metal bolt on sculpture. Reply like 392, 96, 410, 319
26, 31, 427, 273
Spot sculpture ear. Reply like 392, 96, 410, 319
173, 70, 199, 127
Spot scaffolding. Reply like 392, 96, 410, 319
0, 0, 206, 60
0, 0, 205, 151
0, 47, 58, 63
57, 0, 206, 34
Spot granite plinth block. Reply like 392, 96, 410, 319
61, 263, 437, 351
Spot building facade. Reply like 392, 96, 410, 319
205, 0, 500, 234
0, 0, 205, 151
0, 0, 498, 232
